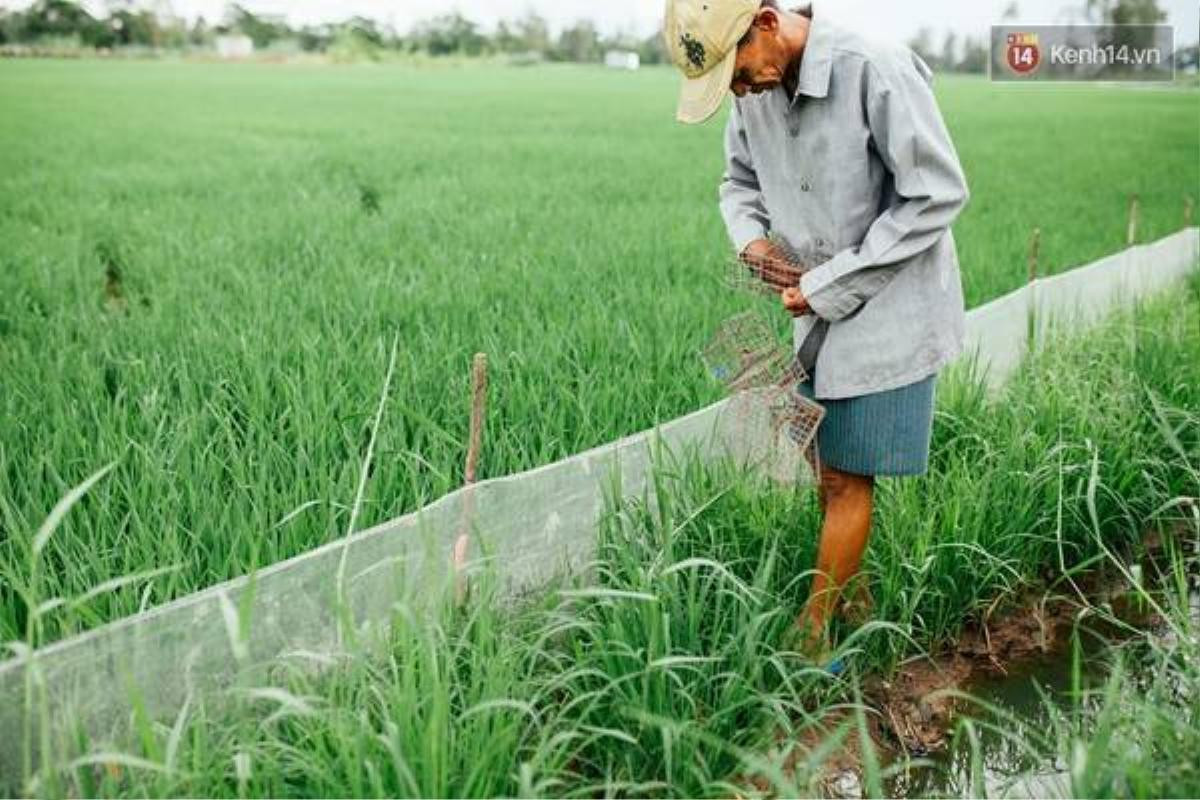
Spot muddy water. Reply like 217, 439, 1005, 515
881, 641, 1108, 798
879, 585, 1197, 799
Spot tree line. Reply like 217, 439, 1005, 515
0, 1, 668, 63
2, 0, 1187, 71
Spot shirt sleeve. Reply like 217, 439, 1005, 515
800, 50, 970, 322
718, 101, 771, 254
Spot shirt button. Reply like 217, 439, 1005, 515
816, 237, 826, 248
800, 179, 811, 192
788, 126, 800, 137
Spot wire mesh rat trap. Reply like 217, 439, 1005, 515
723, 245, 801, 298
701, 310, 801, 391
701, 310, 825, 484
725, 250, 792, 298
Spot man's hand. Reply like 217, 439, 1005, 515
781, 286, 811, 317
740, 238, 803, 292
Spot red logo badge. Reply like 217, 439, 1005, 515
1006, 32, 1041, 75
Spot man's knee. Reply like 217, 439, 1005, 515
819, 467, 874, 505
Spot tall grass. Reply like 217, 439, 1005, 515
1, 61, 1197, 645
15, 272, 1199, 797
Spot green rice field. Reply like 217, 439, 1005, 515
0, 58, 1197, 652
22, 267, 1200, 798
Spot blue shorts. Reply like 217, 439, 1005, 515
796, 372, 938, 477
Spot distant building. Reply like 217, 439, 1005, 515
215, 34, 254, 59
604, 50, 640, 71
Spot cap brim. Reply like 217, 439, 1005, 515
675, 48, 737, 124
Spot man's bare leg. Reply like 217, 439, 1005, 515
794, 464, 876, 654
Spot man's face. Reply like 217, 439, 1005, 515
730, 10, 787, 97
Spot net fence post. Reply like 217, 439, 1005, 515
1027, 226, 1040, 351
1126, 194, 1140, 247
453, 352, 488, 607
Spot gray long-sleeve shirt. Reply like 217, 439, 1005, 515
719, 6, 970, 400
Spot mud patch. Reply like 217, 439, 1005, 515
865, 587, 1085, 757
868, 553, 1166, 758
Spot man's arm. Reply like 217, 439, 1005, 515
799, 51, 970, 323
719, 104, 808, 292
719, 101, 771, 254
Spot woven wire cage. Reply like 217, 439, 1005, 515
701, 310, 809, 392
722, 237, 836, 300
701, 309, 824, 484
725, 252, 785, 298
725, 382, 824, 484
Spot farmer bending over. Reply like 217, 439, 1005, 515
664, 0, 970, 668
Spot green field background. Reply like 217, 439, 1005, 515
1, 61, 1196, 642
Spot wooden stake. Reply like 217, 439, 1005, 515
453, 353, 488, 606
1186, 195, 1195, 228
1027, 227, 1040, 283
1126, 194, 1140, 246
464, 353, 488, 484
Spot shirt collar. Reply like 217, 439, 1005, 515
789, 6, 832, 102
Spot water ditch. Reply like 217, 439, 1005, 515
745, 523, 1197, 798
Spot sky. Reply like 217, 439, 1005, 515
5, 0, 1198, 44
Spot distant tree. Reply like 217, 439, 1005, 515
412, 13, 486, 56
189, 15, 210, 47
15, 0, 96, 40
108, 8, 158, 46
297, 24, 332, 52
1177, 43, 1199, 72
493, 20, 522, 53
555, 19, 600, 62
906, 27, 937, 68
514, 12, 550, 55
343, 16, 384, 47
225, 4, 288, 49
939, 30, 958, 71
958, 35, 988, 73
638, 28, 667, 64
1084, 0, 1166, 24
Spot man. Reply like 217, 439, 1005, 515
664, 0, 970, 667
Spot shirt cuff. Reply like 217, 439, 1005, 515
800, 249, 858, 321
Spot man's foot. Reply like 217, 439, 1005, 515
781, 619, 844, 675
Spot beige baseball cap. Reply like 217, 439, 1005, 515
664, 0, 759, 124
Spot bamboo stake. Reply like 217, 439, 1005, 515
453, 353, 488, 606
464, 353, 488, 484
1126, 194, 1140, 246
